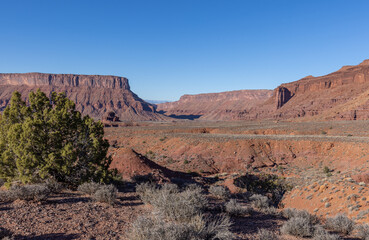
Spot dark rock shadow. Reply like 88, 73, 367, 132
168, 114, 202, 120
157, 110, 202, 120
0, 206, 13, 211
17, 233, 80, 240
115, 201, 143, 207
45, 196, 91, 205
118, 195, 139, 201
231, 212, 283, 235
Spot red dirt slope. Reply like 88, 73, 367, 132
109, 147, 184, 181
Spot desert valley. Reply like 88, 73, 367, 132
1, 59, 369, 239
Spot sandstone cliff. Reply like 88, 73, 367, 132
0, 73, 168, 121
157, 90, 273, 120
262, 59, 369, 120
158, 59, 369, 121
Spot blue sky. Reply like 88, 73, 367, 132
1, 0, 369, 101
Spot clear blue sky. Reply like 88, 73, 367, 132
1, 0, 369, 101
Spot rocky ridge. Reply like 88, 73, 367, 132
266, 59, 369, 120
157, 89, 273, 120
159, 59, 369, 121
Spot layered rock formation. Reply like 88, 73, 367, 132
157, 90, 273, 120
159, 59, 369, 121
262, 59, 369, 120
0, 73, 168, 121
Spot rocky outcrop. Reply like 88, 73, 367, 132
275, 87, 292, 109
0, 73, 168, 121
236, 59, 369, 120
157, 89, 273, 120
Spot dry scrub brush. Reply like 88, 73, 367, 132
313, 225, 340, 240
356, 224, 369, 240
281, 216, 315, 237
225, 199, 252, 217
282, 208, 319, 224
136, 183, 208, 222
0, 184, 50, 202
127, 214, 233, 240
130, 183, 234, 240
254, 229, 280, 240
209, 185, 231, 200
281, 208, 320, 238
249, 194, 270, 209
78, 182, 117, 204
325, 213, 355, 235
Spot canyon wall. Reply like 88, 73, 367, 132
266, 59, 369, 120
159, 59, 369, 121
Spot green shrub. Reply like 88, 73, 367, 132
323, 166, 330, 174
234, 173, 291, 206
0, 90, 115, 187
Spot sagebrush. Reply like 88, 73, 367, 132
136, 183, 207, 222
325, 213, 355, 235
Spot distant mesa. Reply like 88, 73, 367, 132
145, 99, 171, 104
157, 89, 274, 121
0, 73, 169, 121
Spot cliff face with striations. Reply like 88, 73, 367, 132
0, 73, 130, 89
275, 87, 292, 109
252, 59, 369, 120
157, 90, 273, 120
0, 73, 168, 121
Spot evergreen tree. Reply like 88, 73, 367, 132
0, 89, 115, 187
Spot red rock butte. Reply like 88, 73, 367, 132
0, 73, 168, 121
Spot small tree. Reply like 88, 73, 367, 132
0, 90, 115, 187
